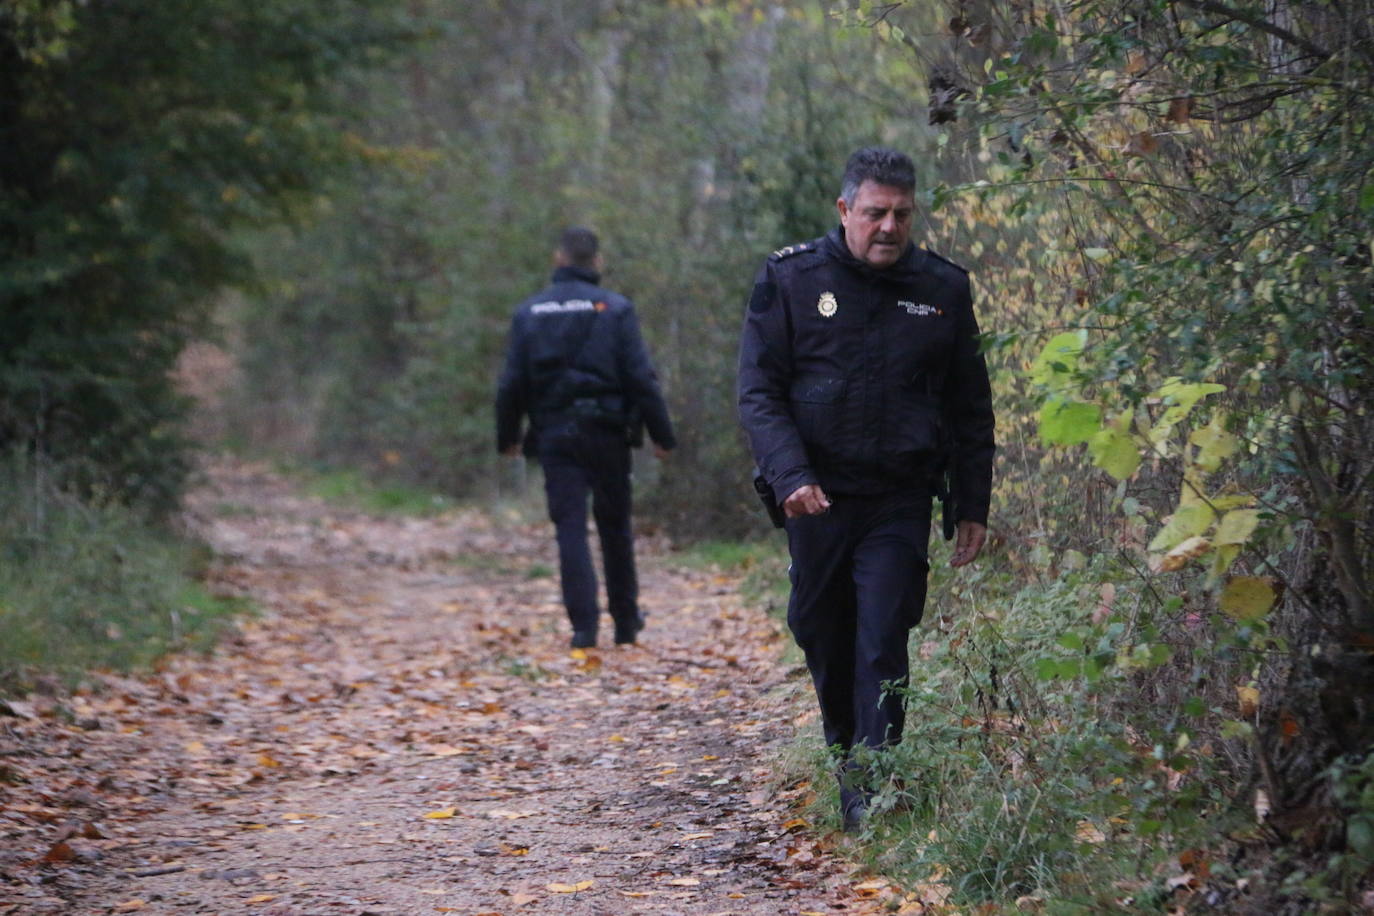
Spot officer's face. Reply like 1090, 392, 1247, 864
836, 181, 915, 269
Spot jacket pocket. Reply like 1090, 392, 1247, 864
788, 376, 847, 448
887, 390, 943, 461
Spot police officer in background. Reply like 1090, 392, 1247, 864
737, 148, 995, 831
497, 226, 675, 649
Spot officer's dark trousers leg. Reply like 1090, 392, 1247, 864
785, 491, 931, 754
541, 444, 600, 635
585, 436, 639, 633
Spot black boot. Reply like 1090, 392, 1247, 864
838, 759, 873, 834
614, 615, 644, 645
840, 785, 869, 833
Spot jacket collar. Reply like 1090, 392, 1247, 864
822, 226, 926, 279
551, 264, 601, 285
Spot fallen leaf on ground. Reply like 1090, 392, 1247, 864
113, 901, 146, 912
1075, 821, 1107, 844
665, 877, 700, 886
423, 807, 456, 819
546, 880, 594, 893
42, 841, 75, 863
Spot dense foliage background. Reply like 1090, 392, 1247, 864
3, 0, 1371, 911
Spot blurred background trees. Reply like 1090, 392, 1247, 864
223, 1, 936, 538
0, 0, 414, 512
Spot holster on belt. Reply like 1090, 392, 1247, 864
752, 471, 786, 529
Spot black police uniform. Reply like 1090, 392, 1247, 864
737, 226, 994, 756
496, 264, 675, 644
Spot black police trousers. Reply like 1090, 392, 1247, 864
538, 421, 640, 637
784, 489, 932, 753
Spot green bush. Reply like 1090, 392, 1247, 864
0, 456, 246, 691
786, 544, 1250, 910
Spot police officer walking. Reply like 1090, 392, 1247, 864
737, 148, 995, 831
497, 227, 675, 649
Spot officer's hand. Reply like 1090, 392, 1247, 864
783, 484, 831, 518
653, 444, 671, 461
502, 445, 519, 458
951, 520, 987, 568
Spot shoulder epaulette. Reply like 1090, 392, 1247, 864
925, 248, 969, 275
768, 241, 815, 262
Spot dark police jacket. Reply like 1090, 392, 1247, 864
496, 265, 675, 455
737, 227, 995, 525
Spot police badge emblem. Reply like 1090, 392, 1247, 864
817, 291, 838, 318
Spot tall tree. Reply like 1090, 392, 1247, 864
0, 0, 411, 511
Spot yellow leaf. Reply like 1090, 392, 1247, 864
1075, 820, 1107, 844
1236, 685, 1259, 717
666, 877, 700, 886
569, 648, 588, 661
781, 818, 808, 831
1148, 504, 1214, 554
1155, 535, 1211, 573
185, 741, 206, 754
1214, 509, 1261, 547
682, 832, 713, 840
608, 734, 626, 742
1220, 577, 1277, 621
246, 895, 276, 904
113, 902, 146, 913
547, 880, 594, 893
423, 807, 456, 819
280, 812, 318, 820
257, 753, 282, 768
619, 890, 656, 897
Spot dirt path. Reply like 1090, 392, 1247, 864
1, 461, 914, 915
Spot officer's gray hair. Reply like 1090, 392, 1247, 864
840, 147, 916, 205
558, 226, 599, 268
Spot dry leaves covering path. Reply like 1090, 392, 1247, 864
1, 460, 912, 915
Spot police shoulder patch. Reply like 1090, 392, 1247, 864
925, 248, 969, 275
768, 241, 814, 262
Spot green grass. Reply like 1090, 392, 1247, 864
0, 460, 250, 694
299, 467, 455, 516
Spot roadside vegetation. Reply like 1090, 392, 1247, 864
0, 456, 246, 694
